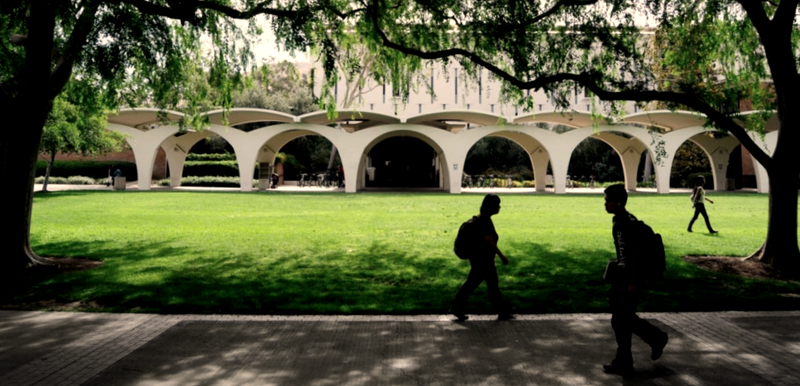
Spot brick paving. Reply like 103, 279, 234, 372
1, 310, 799, 385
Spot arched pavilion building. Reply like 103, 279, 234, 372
107, 107, 778, 194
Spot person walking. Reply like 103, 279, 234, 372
688, 176, 718, 233
450, 194, 514, 321
602, 184, 669, 375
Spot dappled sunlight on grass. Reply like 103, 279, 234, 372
7, 191, 798, 314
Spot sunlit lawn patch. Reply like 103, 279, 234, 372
8, 190, 799, 314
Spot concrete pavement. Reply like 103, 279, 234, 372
1, 310, 799, 386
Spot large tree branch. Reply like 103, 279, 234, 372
107, 0, 363, 23
10, 34, 28, 46
771, 0, 799, 26
370, 7, 774, 169
50, 1, 101, 99
736, 0, 772, 37
585, 83, 773, 169
527, 0, 600, 25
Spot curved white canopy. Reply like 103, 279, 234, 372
108, 108, 184, 129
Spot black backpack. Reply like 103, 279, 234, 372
454, 218, 479, 260
633, 220, 666, 280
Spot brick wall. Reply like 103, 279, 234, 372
49, 146, 168, 180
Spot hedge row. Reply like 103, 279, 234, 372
183, 160, 241, 177
186, 153, 236, 161
158, 176, 258, 188
34, 176, 105, 185
36, 160, 137, 180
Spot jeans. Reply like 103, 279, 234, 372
452, 257, 505, 313
689, 203, 714, 232
608, 284, 665, 365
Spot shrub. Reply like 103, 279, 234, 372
159, 176, 258, 188
186, 153, 237, 161
523, 180, 536, 187
35, 176, 100, 185
512, 181, 523, 188
183, 160, 240, 177
36, 160, 137, 180
66, 176, 98, 185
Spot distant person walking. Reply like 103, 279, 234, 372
688, 176, 718, 234
450, 194, 514, 321
602, 185, 668, 375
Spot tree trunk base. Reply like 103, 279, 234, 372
745, 243, 800, 277
744, 243, 766, 261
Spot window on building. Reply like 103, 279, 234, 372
419, 104, 422, 113
490, 104, 494, 113
478, 70, 482, 104
538, 104, 542, 111
455, 68, 458, 104
430, 73, 434, 104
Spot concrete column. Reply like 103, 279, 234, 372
653, 154, 674, 194
749, 131, 778, 193
107, 124, 179, 191
688, 134, 739, 191
620, 148, 643, 191
529, 148, 550, 193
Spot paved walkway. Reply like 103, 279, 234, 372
1, 310, 798, 386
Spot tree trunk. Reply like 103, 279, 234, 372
0, 104, 52, 271
749, 161, 800, 274
42, 150, 56, 192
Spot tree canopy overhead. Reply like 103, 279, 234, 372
0, 0, 363, 270
355, 0, 798, 272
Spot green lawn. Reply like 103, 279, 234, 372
7, 190, 800, 314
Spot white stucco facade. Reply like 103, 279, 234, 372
107, 107, 779, 194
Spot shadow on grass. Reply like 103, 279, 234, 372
5, 239, 800, 314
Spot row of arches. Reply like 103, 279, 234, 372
108, 108, 779, 194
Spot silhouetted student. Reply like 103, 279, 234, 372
688, 175, 718, 234
450, 194, 515, 321
603, 184, 668, 375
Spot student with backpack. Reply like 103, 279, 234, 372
602, 185, 668, 376
688, 175, 718, 234
450, 194, 514, 321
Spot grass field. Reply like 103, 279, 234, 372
6, 190, 800, 314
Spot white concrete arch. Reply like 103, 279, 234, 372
543, 128, 651, 193
204, 108, 296, 126
256, 128, 342, 187
658, 127, 728, 192
108, 108, 184, 129
681, 133, 739, 191
523, 125, 656, 193
406, 110, 506, 129
619, 110, 707, 132
452, 126, 555, 193
513, 111, 611, 128
107, 123, 180, 190
205, 123, 355, 191
252, 123, 361, 191
159, 131, 216, 187
349, 125, 458, 193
